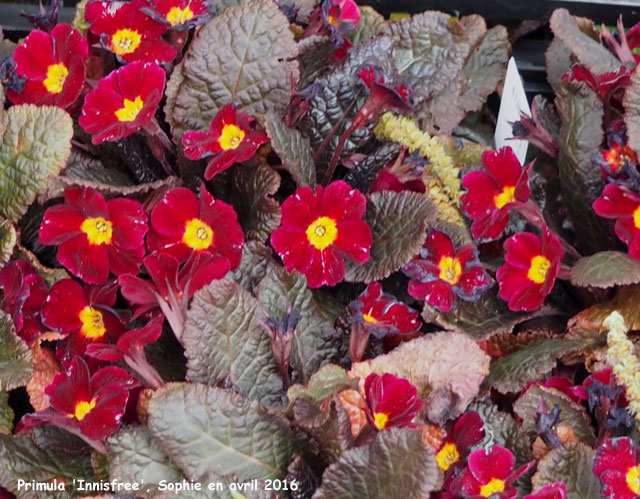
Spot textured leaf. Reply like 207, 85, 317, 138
0, 392, 13, 435
257, 269, 339, 382
108, 425, 183, 496
228, 240, 277, 292
63, 148, 133, 186
0, 310, 31, 391
313, 427, 440, 499
287, 364, 357, 407
183, 279, 285, 406
356, 332, 490, 424
265, 113, 316, 186
169, 0, 298, 139
532, 443, 603, 499
567, 285, 640, 334
344, 191, 436, 282
418, 77, 467, 135
230, 163, 281, 242
514, 385, 596, 446
26, 332, 64, 411
14, 244, 69, 286
349, 6, 385, 46
546, 38, 573, 93
0, 105, 72, 221
148, 383, 302, 481
570, 251, 640, 288
297, 35, 335, 89
343, 142, 401, 193
164, 60, 185, 133
549, 9, 620, 75
624, 66, 640, 154
485, 338, 589, 394
0, 218, 16, 265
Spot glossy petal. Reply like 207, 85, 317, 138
41, 279, 87, 333
408, 280, 456, 312
468, 445, 514, 483
363, 373, 423, 430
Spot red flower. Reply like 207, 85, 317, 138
7, 23, 87, 109
449, 445, 533, 498
181, 103, 269, 180
435, 411, 485, 473
349, 282, 420, 338
496, 225, 564, 312
593, 437, 640, 499
461, 147, 532, 241
322, 0, 360, 42
270, 180, 372, 288
369, 170, 426, 194
79, 61, 165, 145
523, 483, 567, 499
593, 184, 640, 259
149, 186, 244, 268
357, 64, 413, 113
564, 64, 631, 101
41, 279, 125, 367
85, 0, 176, 64
17, 356, 135, 442
596, 141, 638, 179
403, 229, 493, 313
141, 0, 209, 29
363, 373, 423, 431
39, 186, 147, 284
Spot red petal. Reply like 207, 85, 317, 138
280, 186, 321, 230
38, 205, 84, 245
470, 211, 510, 241
120, 38, 176, 64
408, 280, 455, 312
151, 187, 199, 236
320, 180, 367, 222
593, 438, 638, 476
333, 219, 372, 264
453, 411, 485, 454
210, 103, 237, 134
425, 230, 456, 260
90, 365, 135, 393
57, 236, 110, 284
305, 247, 345, 288
201, 198, 244, 270
599, 470, 638, 499
182, 130, 221, 159
455, 265, 493, 299
41, 279, 87, 332
503, 232, 542, 269
107, 198, 148, 249
468, 446, 514, 483
482, 147, 523, 187
203, 150, 237, 179
78, 387, 129, 440
461, 170, 501, 218
593, 184, 640, 219
13, 30, 54, 79
615, 217, 639, 247
107, 244, 145, 276
45, 356, 91, 415
271, 227, 315, 274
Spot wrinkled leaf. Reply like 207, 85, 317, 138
349, 6, 385, 46
570, 251, 640, 288
624, 66, 640, 154
0, 392, 13, 435
228, 241, 277, 292
568, 285, 640, 334
546, 38, 572, 93
343, 142, 401, 193
0, 218, 16, 265
297, 35, 335, 89
265, 113, 316, 186
287, 364, 357, 408
344, 191, 436, 282
0, 310, 32, 391
13, 244, 69, 286
62, 148, 133, 186
26, 332, 64, 411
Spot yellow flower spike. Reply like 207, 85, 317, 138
424, 177, 465, 227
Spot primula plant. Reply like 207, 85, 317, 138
0, 0, 640, 497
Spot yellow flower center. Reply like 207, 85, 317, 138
43, 63, 68, 94
80, 217, 113, 246
435, 442, 460, 471
527, 255, 551, 284
373, 412, 389, 430
327, 14, 338, 26
74, 398, 97, 421
306, 216, 338, 250
218, 124, 246, 151
633, 205, 640, 230
115, 96, 144, 122
167, 5, 194, 25
363, 312, 379, 324
182, 218, 214, 250
78, 306, 106, 339
627, 464, 640, 495
480, 478, 506, 497
110, 28, 142, 55
493, 185, 516, 209
438, 256, 462, 285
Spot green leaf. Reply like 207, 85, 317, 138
0, 218, 16, 265
257, 268, 339, 383
169, 0, 298, 139
265, 113, 316, 186
485, 338, 588, 394
313, 428, 440, 498
0, 391, 13, 434
108, 425, 183, 496
148, 382, 302, 481
287, 364, 357, 407
514, 385, 596, 446
532, 443, 603, 499
349, 6, 385, 46
344, 191, 436, 283
228, 241, 277, 292
230, 163, 281, 243
183, 279, 285, 406
0, 310, 31, 391
0, 105, 73, 221
624, 66, 640, 154
570, 251, 640, 288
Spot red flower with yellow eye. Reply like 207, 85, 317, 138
593, 184, 640, 260
7, 23, 88, 109
182, 103, 269, 180
402, 229, 493, 313
593, 437, 640, 499
85, 0, 176, 64
461, 146, 532, 241
17, 356, 135, 443
39, 186, 147, 284
363, 373, 423, 431
435, 411, 484, 474
141, 0, 209, 29
496, 225, 564, 312
41, 279, 125, 367
598, 141, 638, 178
148, 186, 244, 268
270, 180, 372, 288
79, 61, 165, 145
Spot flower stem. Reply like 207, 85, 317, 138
125, 353, 164, 390
349, 322, 370, 363
141, 118, 176, 176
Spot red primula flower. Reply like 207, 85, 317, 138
593, 184, 640, 259
496, 225, 564, 312
363, 373, 423, 431
402, 229, 493, 313
357, 64, 413, 114
369, 170, 426, 195
349, 282, 420, 338
596, 141, 638, 179
435, 411, 485, 473
79, 61, 165, 145
564, 64, 631, 101
449, 445, 534, 498
461, 146, 532, 241
39, 186, 147, 284
270, 180, 372, 288
17, 356, 135, 443
182, 103, 269, 180
141, 0, 209, 29
41, 279, 125, 367
7, 23, 87, 109
149, 186, 244, 268
593, 437, 640, 499
523, 483, 567, 499
85, 0, 176, 64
